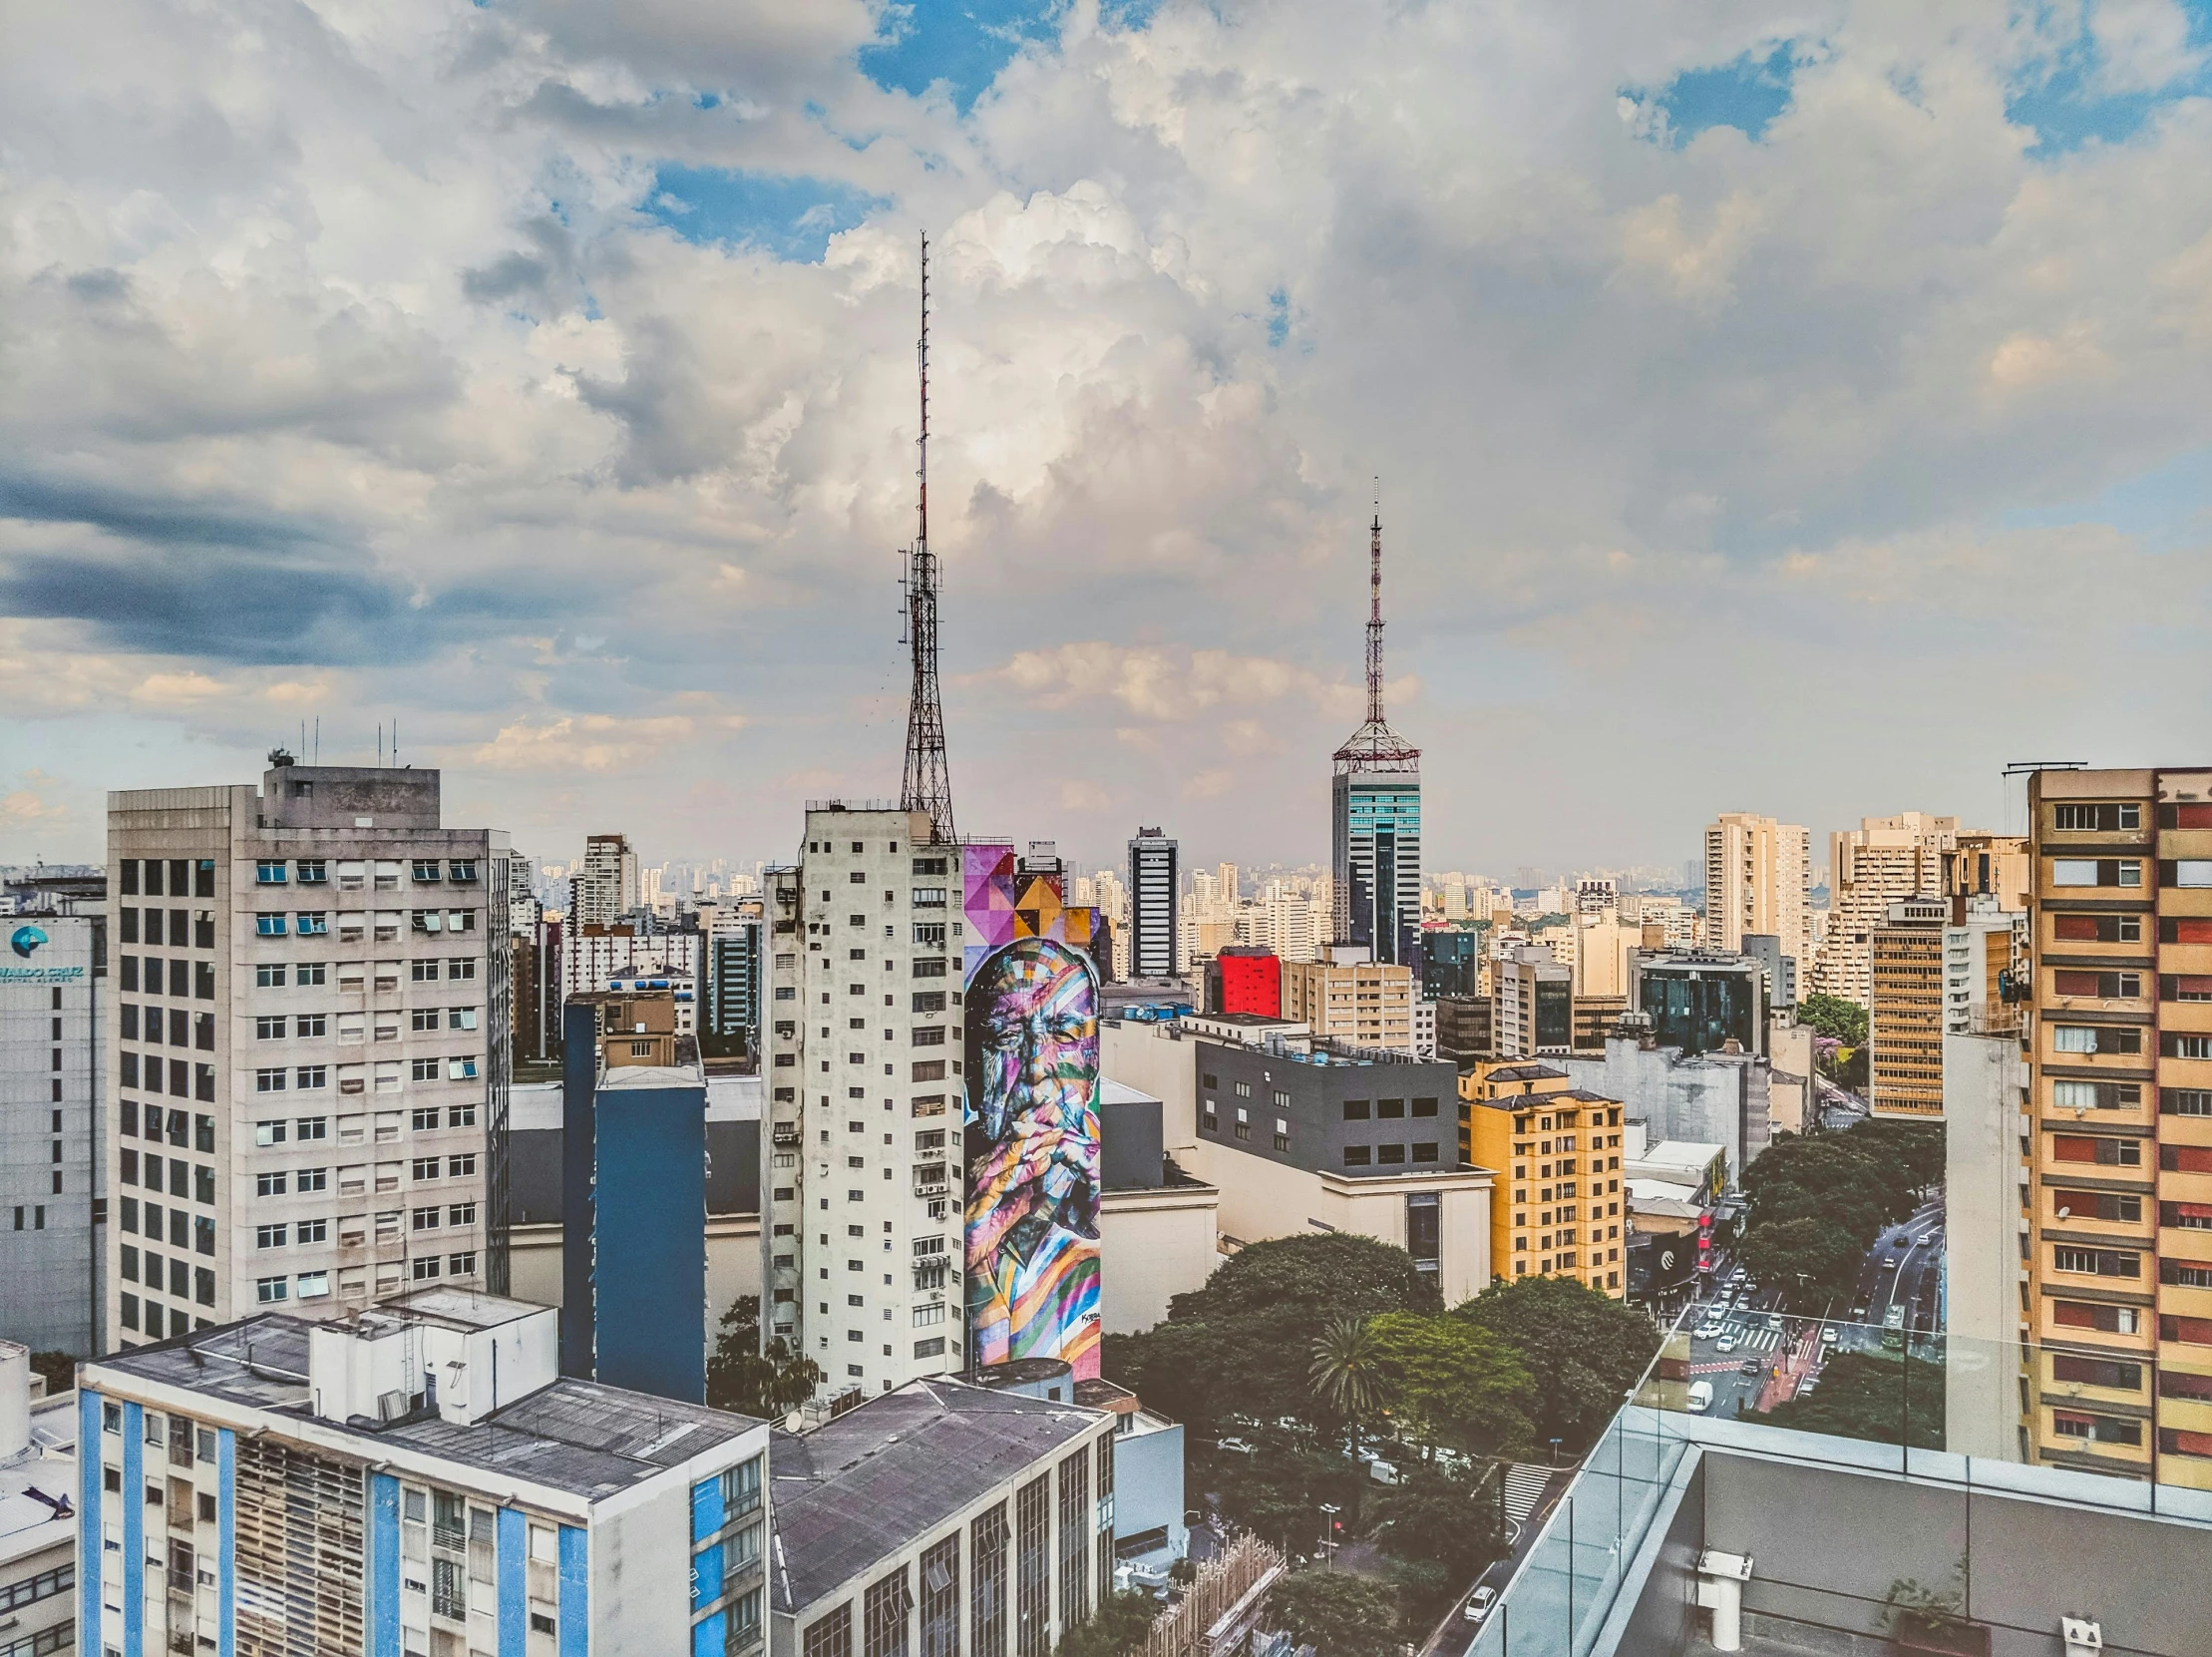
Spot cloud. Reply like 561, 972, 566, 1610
4, 0, 2212, 879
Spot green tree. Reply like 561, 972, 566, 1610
1104, 1234, 1440, 1434
1764, 1352, 1942, 1449
1267, 1569, 1404, 1657
706, 1295, 823, 1419
1058, 1592, 1161, 1657
1366, 1313, 1534, 1456
1309, 1317, 1387, 1453
1454, 1276, 1660, 1454
1215, 1443, 1364, 1553
1840, 1118, 1945, 1194
1363, 1462, 1502, 1577
1736, 1215, 1866, 1307
1794, 995, 1869, 1047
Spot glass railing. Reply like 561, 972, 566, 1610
1462, 1304, 2212, 1657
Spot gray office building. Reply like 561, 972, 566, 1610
1194, 1037, 1460, 1177
0, 874, 105, 1357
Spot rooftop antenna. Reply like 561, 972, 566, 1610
1331, 477, 1420, 776
377, 722, 384, 767
899, 229, 957, 844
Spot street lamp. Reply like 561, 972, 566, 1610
1318, 1503, 1341, 1569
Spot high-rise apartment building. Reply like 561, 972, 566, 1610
708, 917, 764, 1051
572, 832, 638, 929
1811, 813, 1960, 1006
1945, 894, 2025, 1037
1126, 828, 1179, 981
1458, 1060, 1630, 1298
760, 808, 965, 1399
1281, 947, 1415, 1052
105, 762, 511, 1348
2, 872, 105, 1356
1492, 947, 1572, 1059
1868, 896, 1948, 1116
1701, 814, 1812, 972
2023, 767, 2212, 1488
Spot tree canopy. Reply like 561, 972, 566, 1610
1363, 1462, 1502, 1577
1267, 1569, 1405, 1657
706, 1296, 823, 1419
1763, 1352, 1943, 1449
1059, 1592, 1161, 1657
1735, 1214, 1867, 1304
1365, 1312, 1535, 1456
1453, 1275, 1661, 1453
1794, 994, 1869, 1047
1104, 1233, 1441, 1432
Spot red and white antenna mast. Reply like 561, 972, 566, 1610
900, 232, 956, 843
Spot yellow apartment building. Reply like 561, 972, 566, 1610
1458, 1059, 1628, 1298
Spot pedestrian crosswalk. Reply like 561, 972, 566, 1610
1503, 1462, 1552, 1526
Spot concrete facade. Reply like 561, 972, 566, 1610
1944, 1029, 2029, 1461
0, 904, 104, 1357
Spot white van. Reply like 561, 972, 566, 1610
1686, 1381, 1714, 1414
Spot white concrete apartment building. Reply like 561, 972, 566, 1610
1280, 946, 1414, 1053
104, 763, 510, 1351
1702, 813, 1812, 968
760, 807, 967, 1400
1811, 812, 1960, 1007
1945, 893, 2026, 1036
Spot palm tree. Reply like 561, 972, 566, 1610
1309, 1316, 1386, 1455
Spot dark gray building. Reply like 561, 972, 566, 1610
1632, 952, 1768, 1057
1193, 1036, 1461, 1176
1127, 827, 1179, 981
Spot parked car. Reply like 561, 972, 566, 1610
1738, 1358, 1761, 1376
1215, 1437, 1256, 1456
1464, 1588, 1498, 1623
1820, 1327, 1839, 1345
1366, 1457, 1400, 1485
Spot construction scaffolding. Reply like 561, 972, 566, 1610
1138, 1534, 1286, 1657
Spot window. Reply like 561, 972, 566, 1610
296, 1064, 327, 1090
447, 1055, 479, 1080
2052, 803, 2141, 832
1412, 1096, 1439, 1117
2051, 1134, 2140, 1166
296, 1115, 326, 1140
1377, 1097, 1405, 1118
412, 1206, 443, 1231
2163, 1260, 2212, 1289
1412, 1142, 1439, 1162
2051, 1026, 2141, 1055
1376, 1144, 1406, 1164
448, 1103, 475, 1127
449, 1201, 477, 1226
2167, 861, 2212, 889
297, 961, 325, 986
412, 1157, 442, 1181
2052, 1246, 2139, 1277
448, 859, 478, 882
2050, 1412, 2141, 1447
298, 1166, 327, 1192
254, 1119, 287, 1146
2168, 1034, 2212, 1060
2051, 1080, 2140, 1111
256, 1223, 287, 1249
255, 860, 287, 885
2053, 971, 2141, 1000
411, 1058, 439, 1081
412, 860, 443, 882
1342, 1099, 1369, 1120
296, 860, 327, 883
411, 1008, 440, 1032
2051, 1189, 2140, 1224
448, 1153, 477, 1177
411, 1107, 440, 1131
2165, 1089, 2212, 1117
255, 1015, 286, 1040
411, 1256, 443, 1281
2052, 1300, 2141, 1335
256, 1171, 287, 1198
2165, 976, 2212, 1003
2053, 914, 2142, 943
2049, 858, 2142, 888
256, 963, 287, 988
255, 1276, 288, 1303
296, 911, 328, 935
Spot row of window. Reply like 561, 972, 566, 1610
253, 1054, 479, 1090
117, 858, 216, 898
2049, 857, 2212, 888
116, 1149, 213, 1204
121, 1250, 215, 1300
2050, 970, 2212, 1002
123, 1005, 214, 1046
121, 1100, 212, 1147
119, 1198, 214, 1248
1341, 1143, 1441, 1166
254, 858, 479, 884
255, 909, 479, 937
118, 908, 214, 948
118, 956, 215, 998
253, 1007, 480, 1036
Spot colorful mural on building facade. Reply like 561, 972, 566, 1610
961, 844, 1105, 1379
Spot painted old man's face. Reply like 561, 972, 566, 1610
971, 938, 1097, 1143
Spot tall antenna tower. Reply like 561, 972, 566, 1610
1331, 481, 1420, 774
900, 231, 957, 843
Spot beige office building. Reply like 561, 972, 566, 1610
1703, 814, 1812, 970
1280, 947, 1414, 1052
1869, 897, 1948, 1116
1811, 812, 1960, 1006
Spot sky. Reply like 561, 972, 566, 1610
4, 0, 2212, 881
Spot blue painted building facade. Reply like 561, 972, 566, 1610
558, 999, 710, 1403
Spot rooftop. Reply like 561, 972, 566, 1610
0, 1393, 76, 1569
89, 1314, 763, 1502
769, 1378, 1106, 1613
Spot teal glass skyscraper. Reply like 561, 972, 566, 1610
1331, 502, 1422, 968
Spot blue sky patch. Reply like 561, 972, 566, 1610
2003, 1, 2212, 156
1265, 288, 1289, 348
644, 166, 885, 262
1642, 44, 1798, 146
861, 0, 1064, 112
2000, 445, 2212, 551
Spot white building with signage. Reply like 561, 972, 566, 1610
1, 878, 105, 1356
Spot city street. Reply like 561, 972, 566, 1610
1841, 1198, 1945, 1349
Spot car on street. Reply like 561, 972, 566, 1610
1695, 1320, 1725, 1340
1715, 1336, 1737, 1354
1738, 1358, 1761, 1376
1215, 1437, 1256, 1456
1882, 1256, 1900, 1270
1464, 1587, 1498, 1623
1686, 1381, 1714, 1413
1821, 1327, 1838, 1345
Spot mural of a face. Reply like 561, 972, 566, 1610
964, 935, 1103, 1377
